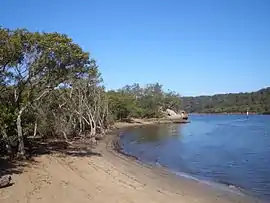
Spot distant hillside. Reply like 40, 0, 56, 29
182, 87, 270, 114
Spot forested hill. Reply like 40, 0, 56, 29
182, 87, 270, 114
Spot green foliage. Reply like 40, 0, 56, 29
0, 27, 108, 156
107, 91, 138, 120
182, 87, 270, 114
107, 83, 182, 120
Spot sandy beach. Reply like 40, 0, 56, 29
0, 123, 261, 203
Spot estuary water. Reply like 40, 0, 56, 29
119, 115, 270, 200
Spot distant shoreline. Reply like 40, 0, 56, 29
188, 112, 259, 115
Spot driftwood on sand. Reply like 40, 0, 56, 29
0, 175, 12, 188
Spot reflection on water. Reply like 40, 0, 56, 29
120, 115, 270, 201
133, 124, 182, 143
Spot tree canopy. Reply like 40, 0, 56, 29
0, 27, 108, 156
108, 83, 182, 120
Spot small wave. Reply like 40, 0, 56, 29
172, 171, 244, 196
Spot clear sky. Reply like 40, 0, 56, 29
1, 0, 270, 96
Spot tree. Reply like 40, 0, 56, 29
107, 90, 138, 120
0, 27, 94, 156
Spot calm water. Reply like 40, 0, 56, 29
120, 115, 270, 200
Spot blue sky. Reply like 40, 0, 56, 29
1, 0, 270, 96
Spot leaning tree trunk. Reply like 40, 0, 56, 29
16, 107, 26, 157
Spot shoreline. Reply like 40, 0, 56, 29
189, 113, 260, 115
108, 121, 263, 203
0, 120, 263, 203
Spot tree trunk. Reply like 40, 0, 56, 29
62, 131, 68, 141
33, 119, 37, 137
89, 113, 96, 137
79, 116, 83, 134
17, 107, 26, 157
1, 128, 12, 156
97, 119, 105, 134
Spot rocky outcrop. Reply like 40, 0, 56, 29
164, 109, 188, 120
179, 111, 188, 120
166, 109, 178, 116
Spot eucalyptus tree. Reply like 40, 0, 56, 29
0, 27, 103, 156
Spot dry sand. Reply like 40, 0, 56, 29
0, 123, 262, 203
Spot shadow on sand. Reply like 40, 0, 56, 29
0, 138, 102, 179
